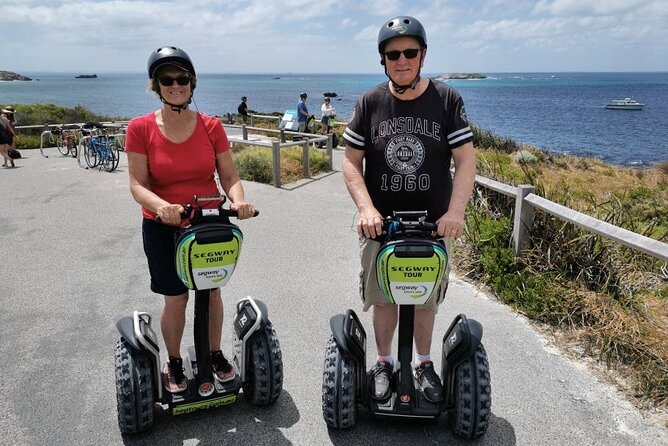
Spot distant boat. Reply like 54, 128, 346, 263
605, 98, 645, 110
323, 92, 337, 98
75, 74, 97, 79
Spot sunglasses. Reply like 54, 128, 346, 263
384, 48, 421, 61
158, 75, 191, 86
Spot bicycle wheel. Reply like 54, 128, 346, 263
102, 146, 116, 172
57, 135, 68, 156
83, 140, 97, 168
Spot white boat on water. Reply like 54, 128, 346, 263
605, 98, 645, 110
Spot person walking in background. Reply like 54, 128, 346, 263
125, 46, 255, 393
342, 16, 476, 403
297, 92, 309, 133
0, 107, 17, 168
320, 97, 336, 134
238, 96, 249, 124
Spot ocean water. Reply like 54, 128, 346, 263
1, 72, 667, 166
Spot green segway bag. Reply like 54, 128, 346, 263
175, 223, 243, 290
376, 237, 448, 305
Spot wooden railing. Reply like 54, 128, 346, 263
476, 176, 668, 261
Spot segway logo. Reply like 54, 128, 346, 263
400, 394, 411, 403
238, 314, 248, 327
196, 269, 228, 283
385, 135, 425, 174
193, 249, 237, 264
449, 332, 458, 347
198, 381, 215, 397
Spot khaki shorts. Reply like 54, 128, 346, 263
358, 236, 452, 314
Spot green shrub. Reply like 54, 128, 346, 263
233, 148, 274, 183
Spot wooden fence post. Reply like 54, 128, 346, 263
302, 141, 310, 179
272, 141, 281, 188
513, 184, 535, 256
242, 125, 248, 140
326, 134, 333, 170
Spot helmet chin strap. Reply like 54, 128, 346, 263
158, 93, 193, 113
383, 52, 424, 95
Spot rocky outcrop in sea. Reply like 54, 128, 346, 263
0, 70, 32, 81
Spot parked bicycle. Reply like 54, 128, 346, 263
49, 124, 82, 158
80, 122, 121, 172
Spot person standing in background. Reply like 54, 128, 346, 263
297, 92, 309, 133
238, 96, 249, 124
320, 97, 336, 134
0, 107, 17, 168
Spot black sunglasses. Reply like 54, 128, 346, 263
158, 75, 191, 86
384, 48, 421, 61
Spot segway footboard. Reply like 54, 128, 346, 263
441, 314, 491, 439
322, 310, 367, 428
234, 297, 283, 406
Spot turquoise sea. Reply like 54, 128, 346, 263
1, 72, 667, 167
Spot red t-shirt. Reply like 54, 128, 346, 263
125, 112, 230, 220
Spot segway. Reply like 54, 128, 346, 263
115, 194, 283, 434
322, 211, 491, 439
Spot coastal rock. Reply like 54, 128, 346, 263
0, 70, 32, 81
433, 73, 486, 81
323, 92, 338, 98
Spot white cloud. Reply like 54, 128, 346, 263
0, 0, 666, 73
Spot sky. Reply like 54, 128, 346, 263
1, 0, 667, 74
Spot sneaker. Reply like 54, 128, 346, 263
414, 361, 444, 403
370, 360, 393, 400
211, 350, 236, 383
163, 356, 188, 393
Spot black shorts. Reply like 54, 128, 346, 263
142, 219, 188, 296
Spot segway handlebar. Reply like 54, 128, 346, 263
155, 194, 259, 224
380, 211, 438, 236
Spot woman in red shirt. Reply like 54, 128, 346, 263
125, 46, 255, 393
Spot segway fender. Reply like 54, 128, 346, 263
116, 316, 142, 352
329, 309, 366, 360
442, 314, 483, 364
234, 296, 268, 340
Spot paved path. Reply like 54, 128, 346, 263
0, 147, 666, 445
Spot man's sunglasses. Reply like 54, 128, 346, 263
158, 75, 192, 86
384, 48, 421, 61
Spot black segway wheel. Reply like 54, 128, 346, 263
114, 338, 155, 434
449, 343, 492, 439
322, 335, 357, 429
242, 321, 283, 406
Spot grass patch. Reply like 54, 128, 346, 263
233, 144, 331, 185
456, 146, 668, 409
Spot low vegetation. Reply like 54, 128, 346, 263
462, 124, 667, 410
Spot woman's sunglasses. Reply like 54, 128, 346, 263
384, 48, 421, 61
158, 75, 191, 86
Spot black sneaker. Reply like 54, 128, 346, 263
370, 360, 393, 400
211, 350, 236, 383
163, 356, 187, 393
414, 361, 444, 403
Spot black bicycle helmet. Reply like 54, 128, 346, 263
147, 46, 196, 79
378, 16, 427, 54
377, 16, 427, 94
